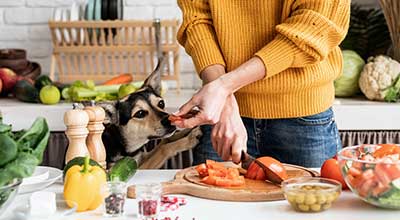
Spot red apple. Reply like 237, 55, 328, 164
0, 79, 2, 94
0, 68, 18, 95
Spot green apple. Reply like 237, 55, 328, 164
40, 85, 61, 105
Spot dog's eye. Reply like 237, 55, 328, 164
157, 100, 165, 109
133, 110, 148, 119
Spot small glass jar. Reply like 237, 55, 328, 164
102, 181, 127, 217
136, 183, 162, 220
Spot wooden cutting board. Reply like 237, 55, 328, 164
127, 164, 318, 202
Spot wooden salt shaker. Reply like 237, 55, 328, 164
64, 103, 90, 164
84, 101, 107, 169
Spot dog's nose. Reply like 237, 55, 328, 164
161, 116, 172, 127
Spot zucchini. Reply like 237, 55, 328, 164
63, 157, 103, 178
108, 157, 137, 182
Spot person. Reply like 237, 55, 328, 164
174, 0, 351, 167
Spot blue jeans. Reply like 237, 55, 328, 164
192, 108, 341, 168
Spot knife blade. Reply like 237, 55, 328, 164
239, 150, 285, 184
240, 150, 256, 170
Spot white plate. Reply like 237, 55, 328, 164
53, 8, 63, 42
61, 9, 71, 43
18, 166, 62, 194
70, 1, 79, 43
14, 199, 76, 220
21, 168, 49, 186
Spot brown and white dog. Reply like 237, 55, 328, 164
99, 58, 201, 169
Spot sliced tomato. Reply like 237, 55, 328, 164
373, 144, 400, 158
168, 115, 183, 123
196, 163, 208, 178
231, 176, 245, 187
197, 160, 245, 187
226, 168, 240, 179
201, 175, 216, 185
206, 160, 225, 170
215, 177, 232, 187
245, 162, 259, 179
374, 164, 392, 186
348, 167, 362, 177
208, 168, 226, 177
371, 182, 391, 197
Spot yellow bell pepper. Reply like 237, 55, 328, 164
64, 156, 107, 212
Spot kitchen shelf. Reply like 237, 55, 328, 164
1, 93, 400, 132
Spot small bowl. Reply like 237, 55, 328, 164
0, 179, 22, 216
282, 177, 341, 213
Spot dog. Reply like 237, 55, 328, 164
99, 57, 202, 169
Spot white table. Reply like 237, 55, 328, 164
1, 91, 400, 131
1, 170, 400, 220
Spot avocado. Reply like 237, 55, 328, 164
14, 79, 39, 103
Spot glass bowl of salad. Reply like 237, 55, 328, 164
338, 144, 400, 209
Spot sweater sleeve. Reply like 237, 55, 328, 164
177, 0, 226, 74
255, 0, 351, 78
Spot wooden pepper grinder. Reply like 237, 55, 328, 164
64, 103, 90, 164
84, 101, 107, 169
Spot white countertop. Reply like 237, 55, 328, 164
1, 169, 399, 220
1, 90, 400, 131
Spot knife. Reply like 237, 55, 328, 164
240, 150, 256, 170
239, 150, 285, 184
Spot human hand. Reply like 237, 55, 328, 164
211, 95, 247, 163
173, 77, 231, 128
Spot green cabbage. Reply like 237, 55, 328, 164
334, 50, 365, 97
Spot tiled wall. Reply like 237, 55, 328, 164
0, 0, 380, 89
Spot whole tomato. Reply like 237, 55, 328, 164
321, 158, 348, 189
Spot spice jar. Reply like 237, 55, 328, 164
136, 183, 162, 220
102, 181, 127, 217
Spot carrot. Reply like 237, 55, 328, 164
102, 73, 133, 85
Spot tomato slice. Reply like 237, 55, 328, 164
168, 115, 183, 122
215, 177, 232, 187
373, 144, 400, 158
196, 161, 245, 187
201, 175, 216, 185
195, 163, 208, 178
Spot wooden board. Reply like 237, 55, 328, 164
127, 164, 318, 202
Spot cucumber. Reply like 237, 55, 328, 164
108, 157, 137, 182
63, 157, 103, 178
392, 178, 400, 190
342, 160, 352, 174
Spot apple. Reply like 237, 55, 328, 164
0, 79, 2, 94
0, 68, 18, 95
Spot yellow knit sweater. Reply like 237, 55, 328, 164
177, 0, 350, 119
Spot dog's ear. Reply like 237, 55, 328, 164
142, 55, 166, 96
98, 101, 119, 125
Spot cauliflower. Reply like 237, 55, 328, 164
359, 55, 400, 101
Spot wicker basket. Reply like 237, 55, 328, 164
48, 19, 181, 91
